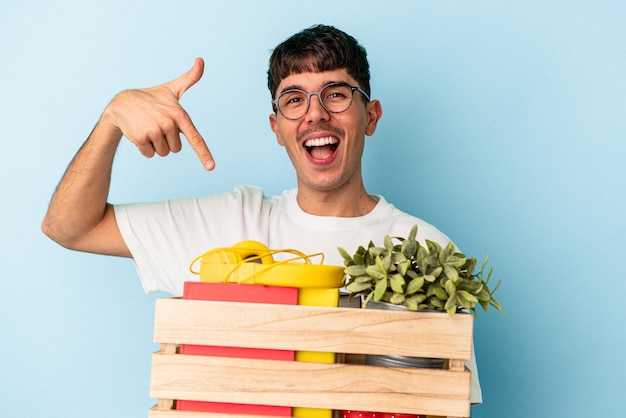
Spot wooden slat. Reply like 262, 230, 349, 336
156, 343, 177, 410
150, 353, 470, 417
153, 298, 473, 359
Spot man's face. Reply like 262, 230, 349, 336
269, 69, 382, 196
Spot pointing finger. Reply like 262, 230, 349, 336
178, 113, 215, 171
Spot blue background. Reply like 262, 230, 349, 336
1, 1, 625, 417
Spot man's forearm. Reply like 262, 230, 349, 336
42, 114, 122, 249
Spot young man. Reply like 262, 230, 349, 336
42, 25, 481, 403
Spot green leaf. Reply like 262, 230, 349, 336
490, 295, 507, 315
464, 257, 477, 276
355, 275, 373, 283
416, 246, 428, 272
426, 239, 442, 255
381, 251, 392, 272
444, 292, 458, 311
438, 243, 449, 264
408, 224, 418, 241
345, 281, 372, 293
373, 277, 388, 301
426, 255, 440, 268
393, 251, 408, 265
402, 227, 418, 258
368, 246, 386, 258
423, 274, 437, 283
345, 265, 367, 276
406, 269, 419, 279
430, 296, 444, 308
398, 260, 411, 276
479, 298, 489, 312
456, 291, 474, 310
430, 267, 443, 278
389, 274, 405, 293
458, 290, 478, 303
337, 247, 353, 263
402, 238, 417, 258
443, 264, 459, 283
433, 287, 448, 300
490, 278, 502, 295
366, 265, 387, 280
384, 235, 394, 252
444, 279, 457, 296
458, 280, 483, 294
477, 288, 491, 302
404, 297, 418, 311
376, 255, 388, 273
479, 255, 490, 275
390, 292, 405, 305
406, 276, 424, 295
444, 254, 466, 268
407, 293, 427, 303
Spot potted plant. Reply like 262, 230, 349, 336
337, 224, 505, 418
338, 224, 504, 317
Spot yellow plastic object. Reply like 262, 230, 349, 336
298, 287, 339, 307
293, 287, 338, 417
190, 242, 344, 289
293, 406, 333, 418
200, 239, 276, 264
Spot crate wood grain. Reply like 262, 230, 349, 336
150, 298, 473, 418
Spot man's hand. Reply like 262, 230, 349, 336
42, 58, 217, 256
105, 57, 215, 170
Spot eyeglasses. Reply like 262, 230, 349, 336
272, 82, 370, 120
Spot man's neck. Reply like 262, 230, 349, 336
296, 186, 378, 217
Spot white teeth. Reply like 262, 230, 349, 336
304, 137, 338, 147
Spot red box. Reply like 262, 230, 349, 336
176, 281, 298, 416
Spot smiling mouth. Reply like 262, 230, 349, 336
304, 136, 339, 159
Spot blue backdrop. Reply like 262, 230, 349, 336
1, 1, 624, 417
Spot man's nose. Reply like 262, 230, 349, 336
305, 94, 329, 123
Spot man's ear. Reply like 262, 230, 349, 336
365, 100, 383, 136
269, 113, 285, 146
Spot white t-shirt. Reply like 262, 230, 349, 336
113, 184, 482, 403
114, 185, 457, 296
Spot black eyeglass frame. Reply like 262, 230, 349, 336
272, 82, 371, 120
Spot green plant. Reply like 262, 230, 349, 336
338, 224, 505, 317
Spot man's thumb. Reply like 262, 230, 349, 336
169, 57, 204, 98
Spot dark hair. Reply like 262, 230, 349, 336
267, 24, 370, 99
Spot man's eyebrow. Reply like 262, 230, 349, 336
278, 80, 347, 96
278, 84, 303, 95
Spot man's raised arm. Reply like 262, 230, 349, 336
42, 58, 213, 257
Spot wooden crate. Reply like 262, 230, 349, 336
149, 298, 473, 418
